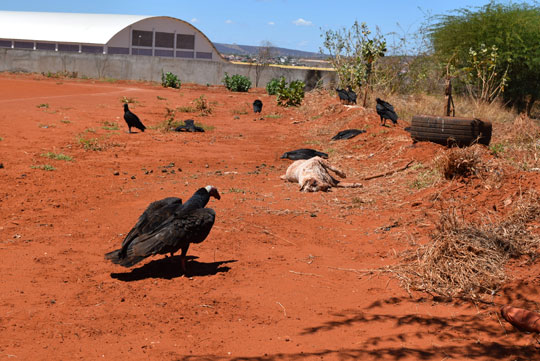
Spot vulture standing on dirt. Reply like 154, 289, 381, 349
336, 86, 357, 105
253, 99, 263, 113
123, 103, 146, 133
280, 148, 329, 160
174, 119, 204, 132
376, 98, 398, 126
105, 185, 220, 274
346, 86, 357, 105
331, 129, 366, 140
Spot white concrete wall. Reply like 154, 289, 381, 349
0, 49, 336, 89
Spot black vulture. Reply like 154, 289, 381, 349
280, 148, 328, 160
336, 88, 349, 104
123, 103, 146, 133
253, 99, 263, 113
174, 119, 205, 132
346, 86, 357, 105
376, 98, 398, 126
105, 186, 220, 273
331, 129, 366, 140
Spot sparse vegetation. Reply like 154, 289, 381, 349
157, 96, 167, 101
161, 71, 181, 89
40, 152, 73, 161
193, 95, 212, 116
36, 103, 49, 109
223, 73, 251, 92
102, 121, 119, 130
31, 164, 56, 171
120, 96, 137, 104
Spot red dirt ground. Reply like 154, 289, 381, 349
1, 73, 539, 360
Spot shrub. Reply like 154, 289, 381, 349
193, 95, 212, 116
161, 71, 181, 89
275, 78, 305, 107
223, 73, 251, 92
266, 77, 282, 95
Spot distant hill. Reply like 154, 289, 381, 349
214, 43, 326, 59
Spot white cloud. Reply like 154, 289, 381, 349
225, 19, 233, 24
190, 18, 198, 23
293, 18, 312, 26
268, 21, 275, 26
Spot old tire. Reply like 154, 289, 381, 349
410, 115, 492, 146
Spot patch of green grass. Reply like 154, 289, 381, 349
490, 142, 506, 156
324, 148, 337, 155
196, 121, 215, 131
60, 119, 71, 124
77, 135, 103, 151
36, 103, 49, 109
83, 128, 97, 133
409, 168, 439, 189
311, 115, 322, 120
40, 152, 73, 161
157, 96, 167, 101
228, 188, 245, 194
100, 77, 118, 83
31, 164, 56, 171
231, 108, 248, 115
0, 137, 3, 141
102, 121, 119, 130
264, 114, 282, 119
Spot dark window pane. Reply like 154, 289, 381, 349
155, 32, 174, 48
196, 52, 212, 59
176, 34, 194, 49
14, 41, 33, 49
132, 30, 153, 47
108, 47, 129, 55
176, 51, 194, 58
132, 48, 152, 56
155, 49, 173, 57
36, 43, 55, 51
0, 40, 12, 48
82, 45, 103, 54
58, 44, 79, 52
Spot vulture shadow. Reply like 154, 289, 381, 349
110, 256, 236, 281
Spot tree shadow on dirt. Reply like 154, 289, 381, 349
110, 256, 236, 281
175, 289, 539, 361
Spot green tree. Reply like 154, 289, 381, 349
320, 21, 386, 105
430, 1, 540, 114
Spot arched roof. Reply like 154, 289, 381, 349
0, 11, 219, 51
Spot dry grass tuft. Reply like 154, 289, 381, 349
385, 190, 540, 300
435, 145, 488, 180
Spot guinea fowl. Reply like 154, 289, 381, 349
105, 185, 220, 274
123, 103, 146, 133
376, 98, 398, 126
253, 99, 263, 113
280, 148, 328, 160
174, 119, 204, 132
331, 129, 366, 140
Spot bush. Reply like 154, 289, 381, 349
161, 71, 181, 89
275, 78, 305, 107
223, 73, 251, 92
266, 77, 282, 95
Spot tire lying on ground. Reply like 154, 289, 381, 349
410, 115, 492, 146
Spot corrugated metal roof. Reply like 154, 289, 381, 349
0, 11, 152, 44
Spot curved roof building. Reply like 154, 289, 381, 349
0, 11, 224, 61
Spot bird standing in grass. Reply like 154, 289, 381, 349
123, 103, 146, 133
376, 98, 398, 126
105, 185, 220, 274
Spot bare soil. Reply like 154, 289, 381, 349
1, 73, 539, 360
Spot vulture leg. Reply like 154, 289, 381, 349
179, 245, 190, 274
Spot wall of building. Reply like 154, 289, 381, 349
0, 49, 336, 89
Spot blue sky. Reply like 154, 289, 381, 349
1, 0, 527, 53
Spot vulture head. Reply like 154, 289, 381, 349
205, 185, 221, 200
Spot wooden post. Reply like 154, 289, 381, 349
444, 76, 455, 117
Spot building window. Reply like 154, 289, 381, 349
36, 43, 55, 51
14, 41, 33, 49
82, 45, 103, 54
196, 52, 212, 59
132, 48, 152, 56
155, 32, 174, 48
0, 40, 11, 48
58, 44, 79, 52
176, 34, 194, 49
155, 49, 174, 57
108, 47, 129, 55
176, 51, 194, 58
132, 30, 153, 47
